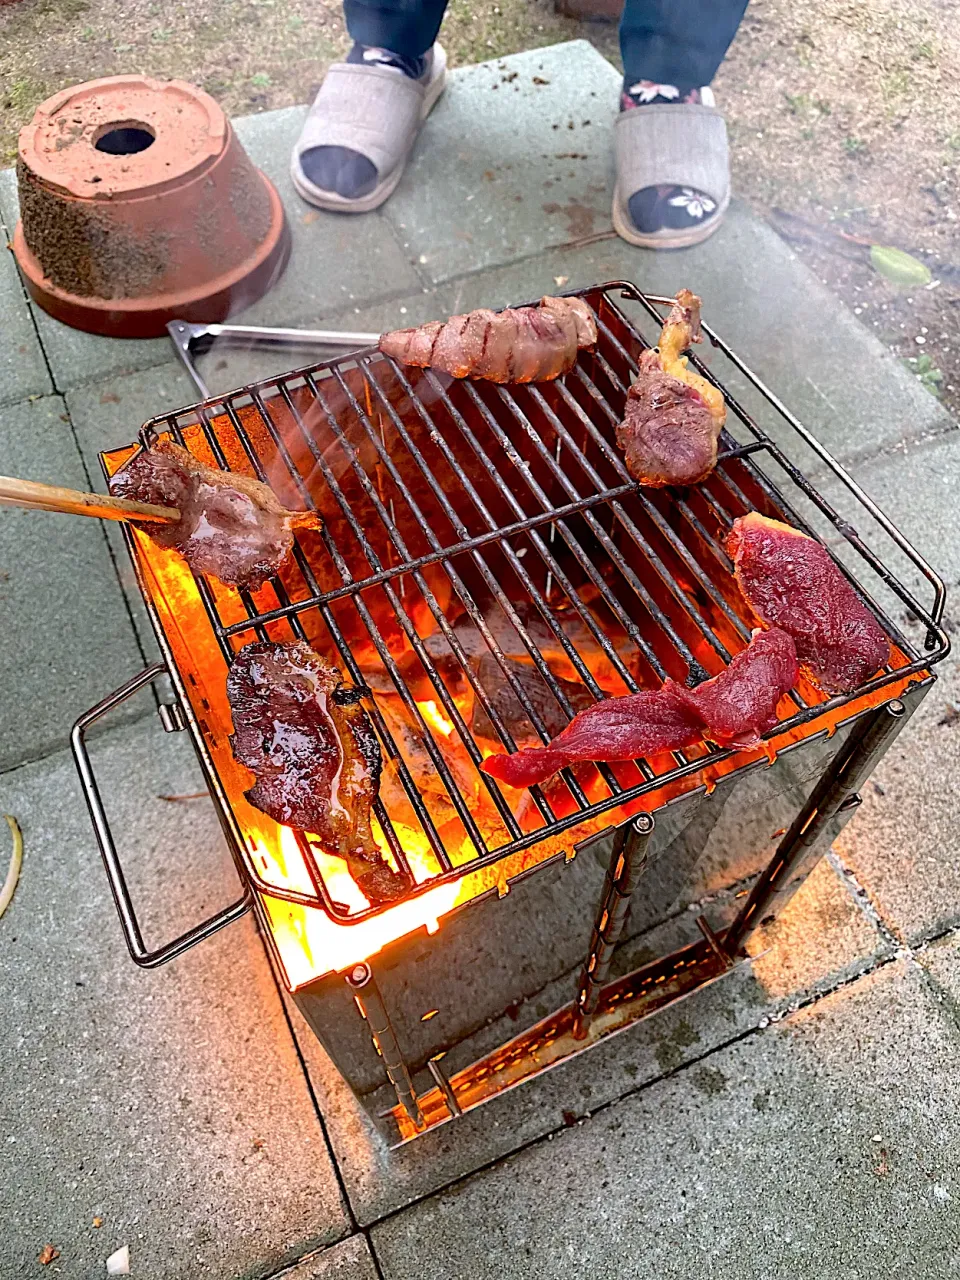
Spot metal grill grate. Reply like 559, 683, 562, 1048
117, 282, 948, 926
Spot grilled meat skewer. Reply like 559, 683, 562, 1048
379, 295, 598, 384
616, 289, 727, 487
227, 641, 410, 904
110, 440, 321, 590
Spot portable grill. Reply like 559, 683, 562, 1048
72, 282, 949, 1144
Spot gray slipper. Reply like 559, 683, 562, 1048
291, 44, 447, 213
613, 101, 730, 250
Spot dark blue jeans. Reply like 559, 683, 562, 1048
344, 0, 748, 87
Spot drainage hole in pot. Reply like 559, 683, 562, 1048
94, 122, 156, 155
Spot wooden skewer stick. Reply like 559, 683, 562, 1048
0, 475, 180, 525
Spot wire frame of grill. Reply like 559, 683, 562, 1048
127, 281, 948, 925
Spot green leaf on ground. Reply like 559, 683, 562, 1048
870, 245, 933, 287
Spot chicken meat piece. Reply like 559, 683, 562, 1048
379, 296, 597, 384
668, 627, 799, 748
227, 640, 410, 904
480, 684, 704, 789
111, 439, 320, 590
727, 513, 890, 693
616, 289, 726, 487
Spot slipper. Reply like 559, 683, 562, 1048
290, 44, 447, 213
613, 101, 730, 250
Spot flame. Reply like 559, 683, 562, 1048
417, 699, 455, 737
259, 825, 464, 987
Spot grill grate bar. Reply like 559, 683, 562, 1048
319, 363, 593, 811
125, 281, 947, 926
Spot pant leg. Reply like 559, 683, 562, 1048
619, 0, 749, 88
343, 0, 449, 60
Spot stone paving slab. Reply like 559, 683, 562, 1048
0, 227, 53, 407
0, 721, 348, 1279
371, 960, 960, 1280
283, 1236, 380, 1280
383, 42, 616, 285
0, 396, 146, 771
231, 106, 423, 329
815, 430, 960, 944
286, 857, 881, 1225
414, 214, 951, 469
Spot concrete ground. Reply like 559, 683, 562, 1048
1, 40, 959, 1279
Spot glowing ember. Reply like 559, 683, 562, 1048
417, 699, 455, 737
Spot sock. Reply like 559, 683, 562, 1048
299, 43, 429, 199
620, 80, 719, 236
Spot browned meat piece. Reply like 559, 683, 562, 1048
111, 439, 320, 590
616, 290, 727, 488
617, 349, 722, 487
379, 296, 597, 384
227, 640, 411, 904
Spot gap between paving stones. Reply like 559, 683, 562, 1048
305, 839, 958, 1239
354, 924, 960, 1244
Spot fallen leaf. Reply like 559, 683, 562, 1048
99, 391, 121, 404
252, 1136, 265, 1151
870, 244, 932, 287
301, 210, 320, 225
553, 275, 569, 287
38, 1245, 60, 1265
92, 1217, 103, 1228
532, 76, 550, 85
938, 702, 960, 727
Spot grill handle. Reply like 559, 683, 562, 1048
71, 663, 253, 969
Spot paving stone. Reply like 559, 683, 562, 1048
806, 431, 960, 945
834, 657, 960, 946
0, 217, 53, 407
371, 961, 960, 1280
284, 1236, 380, 1280
0, 721, 349, 1279
231, 106, 423, 328
916, 930, 960, 1009
0, 164, 18, 235
383, 42, 617, 286
29, 301, 173, 392
417, 212, 951, 469
286, 856, 881, 1225
0, 396, 146, 771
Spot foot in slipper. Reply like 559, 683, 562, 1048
613, 80, 730, 251
291, 42, 447, 213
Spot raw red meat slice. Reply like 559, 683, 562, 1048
727, 513, 890, 693
480, 684, 705, 789
668, 627, 799, 749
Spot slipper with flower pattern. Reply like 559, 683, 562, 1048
612, 92, 730, 250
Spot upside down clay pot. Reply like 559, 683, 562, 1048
12, 76, 290, 338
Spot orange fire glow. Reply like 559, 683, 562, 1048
416, 699, 455, 737
102, 435, 926, 995
260, 826, 464, 987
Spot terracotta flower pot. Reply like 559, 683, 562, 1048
13, 76, 290, 338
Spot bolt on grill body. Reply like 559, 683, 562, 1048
73, 282, 948, 1141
